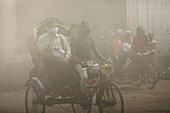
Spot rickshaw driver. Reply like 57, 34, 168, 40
71, 20, 108, 96
37, 21, 71, 90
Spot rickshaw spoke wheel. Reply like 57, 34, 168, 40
150, 61, 160, 84
131, 72, 142, 87
71, 99, 92, 113
98, 81, 124, 113
144, 64, 156, 89
58, 104, 72, 110
25, 81, 46, 113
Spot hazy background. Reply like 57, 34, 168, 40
16, 0, 127, 53
0, 0, 127, 91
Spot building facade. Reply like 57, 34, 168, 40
127, 0, 170, 54
0, 0, 17, 62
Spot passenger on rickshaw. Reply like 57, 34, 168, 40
37, 21, 71, 91
148, 33, 157, 52
66, 23, 81, 78
71, 20, 108, 95
122, 31, 132, 53
66, 23, 80, 47
109, 30, 124, 78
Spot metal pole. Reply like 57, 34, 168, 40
146, 0, 149, 33
137, 0, 139, 26
126, 0, 130, 30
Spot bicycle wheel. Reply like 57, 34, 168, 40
144, 64, 156, 89
131, 72, 142, 87
71, 99, 92, 113
150, 61, 160, 84
25, 81, 46, 113
98, 81, 124, 113
58, 104, 72, 110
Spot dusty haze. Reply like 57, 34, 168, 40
16, 0, 126, 53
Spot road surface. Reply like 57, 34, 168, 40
0, 80, 170, 113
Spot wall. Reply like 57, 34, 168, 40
128, 0, 170, 54
0, 0, 17, 61
0, 0, 17, 90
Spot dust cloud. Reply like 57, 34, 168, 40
16, 0, 126, 53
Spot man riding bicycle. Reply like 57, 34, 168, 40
71, 20, 108, 94
132, 26, 148, 53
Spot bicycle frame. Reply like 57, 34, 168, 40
26, 65, 112, 106
48, 71, 109, 105
75, 71, 109, 104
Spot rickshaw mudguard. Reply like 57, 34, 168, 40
25, 77, 45, 93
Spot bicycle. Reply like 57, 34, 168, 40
131, 51, 156, 89
147, 51, 160, 84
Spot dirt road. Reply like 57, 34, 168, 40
0, 80, 170, 113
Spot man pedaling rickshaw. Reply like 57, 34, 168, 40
71, 20, 108, 99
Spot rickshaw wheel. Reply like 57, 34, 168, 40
25, 81, 46, 113
150, 61, 160, 84
98, 81, 124, 113
71, 98, 92, 113
131, 73, 142, 87
144, 64, 156, 89
131, 63, 142, 87
58, 104, 72, 110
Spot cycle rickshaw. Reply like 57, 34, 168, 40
111, 50, 157, 90
25, 17, 124, 113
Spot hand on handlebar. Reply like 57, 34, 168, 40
107, 58, 113, 64
64, 57, 69, 64
100, 59, 113, 65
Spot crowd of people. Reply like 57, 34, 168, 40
34, 19, 158, 99
106, 26, 157, 57
103, 26, 158, 79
